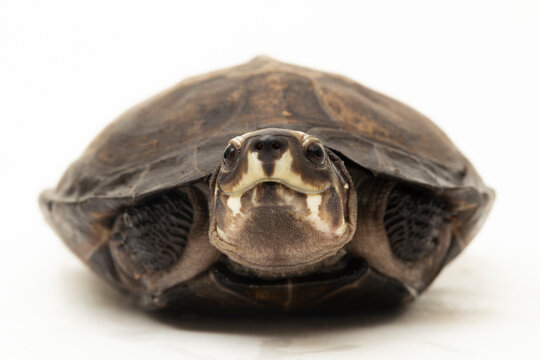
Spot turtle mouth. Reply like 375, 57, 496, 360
220, 178, 331, 196
211, 253, 368, 288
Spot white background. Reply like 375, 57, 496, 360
1, 1, 539, 359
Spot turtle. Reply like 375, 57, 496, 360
39, 56, 494, 312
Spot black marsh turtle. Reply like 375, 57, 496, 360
40, 57, 494, 311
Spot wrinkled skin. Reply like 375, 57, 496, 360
209, 128, 357, 279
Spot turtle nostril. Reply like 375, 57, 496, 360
255, 142, 264, 151
271, 141, 281, 150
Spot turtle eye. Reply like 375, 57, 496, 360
223, 144, 238, 168
305, 143, 325, 165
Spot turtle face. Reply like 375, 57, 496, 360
209, 128, 357, 278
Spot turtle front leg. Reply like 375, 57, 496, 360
348, 177, 453, 294
109, 185, 221, 307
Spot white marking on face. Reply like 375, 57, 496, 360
305, 194, 347, 237
305, 194, 329, 234
227, 195, 243, 216
273, 150, 296, 180
222, 149, 328, 195
306, 194, 321, 213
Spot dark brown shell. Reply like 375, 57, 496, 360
40, 56, 493, 279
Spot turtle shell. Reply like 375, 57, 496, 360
40, 57, 493, 307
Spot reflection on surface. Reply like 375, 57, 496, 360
55, 251, 502, 359
60, 266, 409, 334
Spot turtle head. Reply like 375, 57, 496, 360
209, 128, 357, 278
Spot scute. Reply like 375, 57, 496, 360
48, 57, 490, 203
